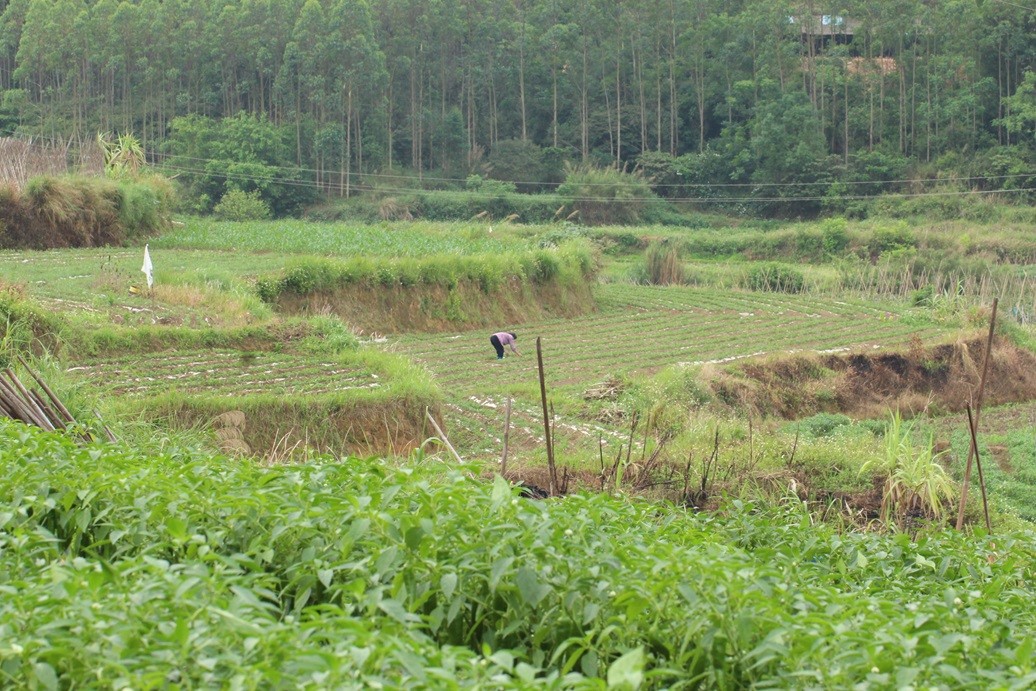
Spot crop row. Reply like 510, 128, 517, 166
2, 421, 1034, 688
151, 218, 526, 258
394, 286, 950, 395
66, 350, 379, 398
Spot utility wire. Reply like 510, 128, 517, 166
148, 150, 1036, 189
155, 161, 1036, 203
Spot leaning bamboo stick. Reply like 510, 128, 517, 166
966, 403, 992, 534
425, 407, 462, 464
17, 355, 78, 427
29, 390, 66, 431
0, 374, 50, 429
6, 369, 55, 431
955, 298, 998, 531
536, 337, 558, 497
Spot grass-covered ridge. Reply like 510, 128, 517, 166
263, 239, 598, 332
2, 421, 1035, 688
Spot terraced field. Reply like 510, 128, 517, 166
390, 283, 953, 396
66, 350, 380, 398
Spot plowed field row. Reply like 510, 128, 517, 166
391, 285, 950, 395
67, 351, 379, 397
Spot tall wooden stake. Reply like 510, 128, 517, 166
536, 337, 557, 496
965, 403, 992, 533
955, 297, 998, 530
500, 396, 512, 476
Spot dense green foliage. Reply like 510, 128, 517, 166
0, 0, 1033, 216
2, 421, 1035, 687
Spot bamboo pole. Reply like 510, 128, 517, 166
425, 408, 463, 464
500, 396, 512, 476
0, 372, 53, 430
955, 297, 998, 531
965, 403, 992, 533
17, 355, 78, 427
536, 337, 557, 496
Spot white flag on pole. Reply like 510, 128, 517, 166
141, 244, 154, 289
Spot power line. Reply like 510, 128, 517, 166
149, 150, 1036, 189
155, 161, 1035, 203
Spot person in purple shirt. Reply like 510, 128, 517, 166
490, 331, 521, 359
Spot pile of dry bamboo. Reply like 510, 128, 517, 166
0, 356, 114, 442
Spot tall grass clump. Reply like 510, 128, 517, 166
0, 175, 172, 249
643, 240, 685, 285
557, 164, 661, 225
744, 263, 805, 293
0, 285, 61, 362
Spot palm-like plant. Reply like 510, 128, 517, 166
97, 132, 146, 178
864, 410, 956, 524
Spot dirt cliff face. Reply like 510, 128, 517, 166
274, 278, 596, 333
707, 336, 1036, 420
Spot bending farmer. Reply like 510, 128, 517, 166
490, 331, 520, 359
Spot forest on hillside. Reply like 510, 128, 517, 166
0, 0, 1034, 214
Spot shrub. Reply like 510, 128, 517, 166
820, 217, 849, 255
484, 139, 562, 193
796, 412, 852, 438
868, 222, 917, 258
213, 189, 272, 221
558, 164, 659, 226
745, 263, 805, 293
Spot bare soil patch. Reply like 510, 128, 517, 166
705, 336, 1036, 420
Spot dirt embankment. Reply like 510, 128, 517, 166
273, 277, 596, 334
705, 336, 1036, 419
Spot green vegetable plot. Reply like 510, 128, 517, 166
67, 350, 380, 398
1, 422, 1034, 688
394, 283, 951, 395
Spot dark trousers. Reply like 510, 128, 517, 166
490, 335, 504, 359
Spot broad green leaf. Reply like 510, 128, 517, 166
33, 663, 58, 691
165, 516, 187, 540
606, 647, 646, 690
440, 573, 457, 600
516, 567, 549, 606
490, 474, 512, 512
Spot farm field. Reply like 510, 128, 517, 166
67, 349, 382, 398
0, 247, 281, 327
391, 283, 951, 395
4, 216, 1036, 690
150, 217, 530, 256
